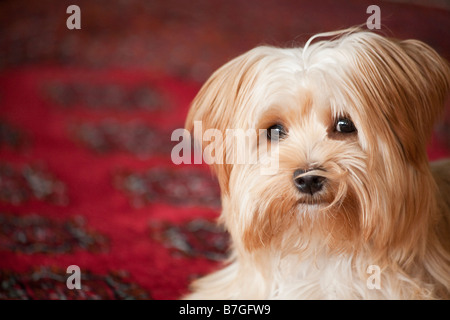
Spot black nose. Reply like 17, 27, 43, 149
293, 172, 326, 195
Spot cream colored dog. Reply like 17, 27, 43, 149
184, 29, 450, 299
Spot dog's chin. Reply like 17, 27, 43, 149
293, 193, 333, 222
295, 198, 329, 214
295, 189, 335, 210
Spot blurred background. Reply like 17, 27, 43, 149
0, 0, 449, 299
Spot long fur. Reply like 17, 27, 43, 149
184, 28, 450, 299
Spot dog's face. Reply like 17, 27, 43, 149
186, 31, 450, 255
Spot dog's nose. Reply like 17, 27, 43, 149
293, 171, 326, 195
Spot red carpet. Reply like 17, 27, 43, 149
0, 67, 227, 299
0, 0, 449, 300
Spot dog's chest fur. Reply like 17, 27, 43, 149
265, 253, 379, 299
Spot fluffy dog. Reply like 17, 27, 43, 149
183, 28, 450, 299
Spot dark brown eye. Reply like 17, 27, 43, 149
335, 118, 356, 134
267, 124, 287, 141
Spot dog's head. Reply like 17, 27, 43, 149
186, 29, 450, 256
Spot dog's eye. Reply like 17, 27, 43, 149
267, 124, 287, 141
335, 118, 356, 134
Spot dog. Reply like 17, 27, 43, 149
183, 28, 450, 299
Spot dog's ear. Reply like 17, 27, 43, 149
390, 38, 450, 166
185, 48, 268, 194
347, 33, 450, 166
397, 39, 450, 138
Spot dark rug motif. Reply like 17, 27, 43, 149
150, 218, 229, 261
0, 213, 109, 254
72, 120, 175, 158
0, 163, 68, 206
0, 267, 149, 300
44, 81, 170, 112
0, 119, 29, 150
113, 167, 221, 208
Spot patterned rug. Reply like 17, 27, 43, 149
0, 0, 449, 300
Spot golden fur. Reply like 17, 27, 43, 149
184, 28, 450, 299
